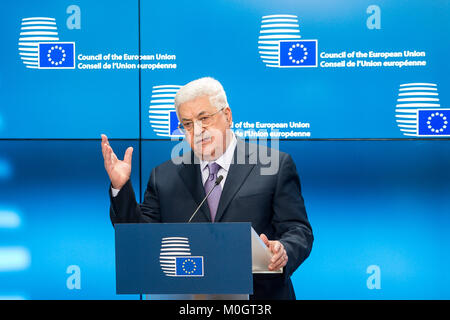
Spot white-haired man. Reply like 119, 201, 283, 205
101, 77, 313, 300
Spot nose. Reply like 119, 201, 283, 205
193, 121, 204, 137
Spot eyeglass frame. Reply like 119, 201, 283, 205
177, 106, 226, 133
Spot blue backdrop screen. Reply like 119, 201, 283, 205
0, 0, 449, 299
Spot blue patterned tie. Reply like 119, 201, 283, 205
204, 162, 222, 222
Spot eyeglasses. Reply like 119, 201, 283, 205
178, 107, 225, 133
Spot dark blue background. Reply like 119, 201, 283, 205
1, 140, 449, 299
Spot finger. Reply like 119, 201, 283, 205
272, 242, 281, 253
270, 253, 288, 270
123, 147, 133, 165
104, 143, 110, 161
101, 135, 113, 164
270, 247, 285, 264
101, 134, 108, 157
270, 256, 287, 271
104, 145, 112, 168
270, 250, 286, 263
268, 241, 282, 256
109, 146, 118, 163
105, 146, 117, 170
271, 248, 284, 261
101, 134, 110, 148
260, 234, 270, 247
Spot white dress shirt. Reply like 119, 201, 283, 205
200, 132, 237, 189
111, 133, 237, 197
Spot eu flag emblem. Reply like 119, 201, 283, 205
169, 110, 184, 136
279, 40, 318, 67
38, 42, 75, 69
417, 109, 450, 136
175, 256, 204, 277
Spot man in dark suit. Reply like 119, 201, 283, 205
101, 77, 313, 300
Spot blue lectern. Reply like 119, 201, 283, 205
115, 222, 253, 299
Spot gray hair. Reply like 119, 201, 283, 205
174, 77, 229, 116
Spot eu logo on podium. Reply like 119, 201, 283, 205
175, 257, 204, 277
159, 236, 204, 277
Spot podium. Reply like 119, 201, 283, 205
114, 222, 280, 300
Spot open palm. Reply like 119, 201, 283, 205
101, 134, 133, 190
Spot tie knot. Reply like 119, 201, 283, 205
207, 162, 221, 181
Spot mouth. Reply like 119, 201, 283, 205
195, 136, 213, 146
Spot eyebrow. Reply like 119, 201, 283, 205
181, 110, 209, 122
196, 111, 208, 117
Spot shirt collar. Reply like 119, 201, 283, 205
200, 132, 237, 173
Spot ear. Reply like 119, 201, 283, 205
224, 107, 232, 125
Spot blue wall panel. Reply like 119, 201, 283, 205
140, 0, 450, 139
140, 140, 450, 299
0, 1, 139, 139
0, 141, 139, 299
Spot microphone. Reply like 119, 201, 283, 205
188, 175, 223, 223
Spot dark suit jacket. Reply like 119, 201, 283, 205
109, 139, 313, 300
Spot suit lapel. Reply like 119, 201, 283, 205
177, 153, 211, 222
215, 139, 255, 222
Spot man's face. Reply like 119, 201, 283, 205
178, 95, 232, 161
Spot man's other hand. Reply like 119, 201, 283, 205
260, 233, 288, 271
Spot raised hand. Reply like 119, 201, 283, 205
101, 134, 133, 190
